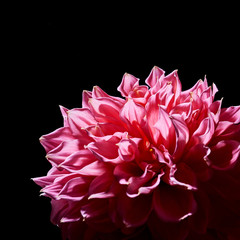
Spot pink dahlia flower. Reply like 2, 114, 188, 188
33, 66, 240, 240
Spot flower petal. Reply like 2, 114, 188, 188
208, 140, 240, 170
87, 135, 120, 163
117, 73, 139, 97
46, 140, 82, 166
183, 144, 211, 182
87, 97, 123, 124
120, 98, 146, 127
117, 193, 153, 227
153, 185, 197, 222
88, 173, 115, 199
171, 116, 189, 161
40, 127, 74, 153
145, 66, 165, 88
190, 116, 215, 145
67, 108, 97, 134
220, 105, 240, 124
58, 149, 96, 172
58, 176, 90, 201
153, 107, 176, 150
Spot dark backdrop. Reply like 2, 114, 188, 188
18, 5, 239, 240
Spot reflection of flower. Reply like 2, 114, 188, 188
33, 66, 240, 239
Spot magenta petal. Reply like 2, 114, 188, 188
164, 70, 182, 102
191, 116, 215, 145
59, 149, 96, 172
145, 66, 165, 88
40, 127, 74, 153
120, 98, 146, 126
87, 136, 120, 163
220, 105, 240, 124
58, 176, 90, 201
183, 144, 211, 182
88, 97, 123, 124
153, 185, 197, 222
171, 116, 189, 161
154, 107, 176, 150
88, 173, 115, 199
118, 138, 140, 162
67, 108, 97, 132
46, 139, 81, 166
59, 105, 70, 127
117, 73, 139, 97
117, 193, 153, 227
208, 140, 240, 170
82, 90, 92, 109
127, 172, 162, 198
114, 161, 143, 185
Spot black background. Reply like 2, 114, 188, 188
14, 4, 239, 240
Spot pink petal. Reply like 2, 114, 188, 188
67, 108, 97, 133
87, 135, 120, 163
40, 127, 74, 153
46, 139, 81, 166
183, 144, 211, 182
220, 105, 240, 124
114, 161, 143, 185
40, 173, 80, 199
58, 176, 90, 201
88, 173, 115, 199
127, 171, 163, 198
209, 99, 222, 124
171, 116, 189, 161
33, 171, 60, 188
170, 102, 192, 121
164, 70, 182, 103
82, 90, 92, 109
87, 97, 123, 124
145, 66, 165, 88
208, 140, 240, 170
78, 160, 109, 177
92, 85, 125, 104
120, 98, 146, 126
129, 85, 150, 105
153, 185, 197, 222
59, 105, 69, 127
153, 107, 176, 150
117, 73, 139, 97
117, 138, 140, 162
50, 199, 69, 225
190, 116, 215, 145
58, 149, 96, 172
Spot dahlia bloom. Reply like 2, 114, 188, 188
33, 66, 240, 240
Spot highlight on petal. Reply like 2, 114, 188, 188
190, 116, 215, 145
117, 73, 139, 97
120, 98, 146, 127
145, 66, 165, 88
